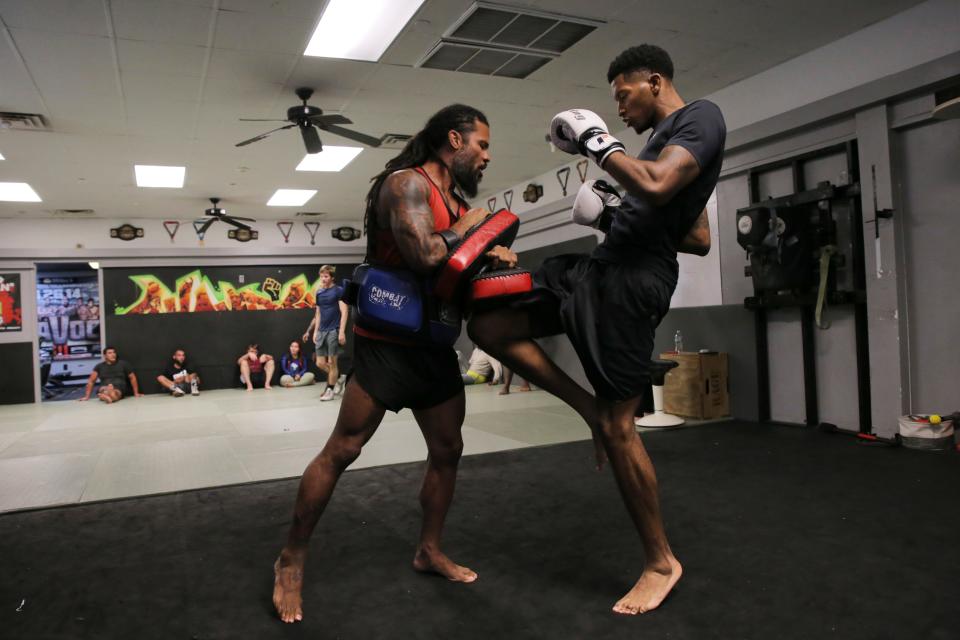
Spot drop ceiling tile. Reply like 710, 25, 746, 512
0, 0, 110, 36
213, 9, 313, 54
111, 0, 213, 46
122, 71, 204, 103
123, 99, 198, 138
204, 48, 298, 83
284, 57, 379, 103
116, 38, 208, 76
220, 0, 322, 18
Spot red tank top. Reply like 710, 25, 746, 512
356, 166, 466, 343
370, 166, 465, 266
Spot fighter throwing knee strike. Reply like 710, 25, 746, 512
467, 44, 726, 615
272, 104, 516, 623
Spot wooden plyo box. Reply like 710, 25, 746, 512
660, 352, 730, 419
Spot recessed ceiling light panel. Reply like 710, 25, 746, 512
0, 182, 41, 202
267, 189, 317, 206
304, 0, 426, 61
134, 164, 185, 188
296, 147, 363, 172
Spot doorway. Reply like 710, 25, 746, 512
36, 262, 102, 401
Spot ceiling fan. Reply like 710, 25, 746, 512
235, 87, 382, 153
194, 197, 255, 235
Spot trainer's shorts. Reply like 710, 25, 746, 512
352, 334, 463, 412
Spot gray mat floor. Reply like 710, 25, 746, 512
0, 384, 599, 513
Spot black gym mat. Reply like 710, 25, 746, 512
1, 421, 957, 639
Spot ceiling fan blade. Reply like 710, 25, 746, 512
235, 124, 296, 147
229, 216, 256, 222
199, 218, 217, 234
223, 217, 253, 231
310, 114, 352, 126
239, 118, 290, 122
320, 123, 382, 147
300, 124, 323, 154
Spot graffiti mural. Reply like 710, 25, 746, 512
114, 270, 324, 315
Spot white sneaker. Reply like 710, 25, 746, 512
172, 386, 185, 397
320, 387, 335, 402
334, 375, 346, 396
190, 380, 200, 396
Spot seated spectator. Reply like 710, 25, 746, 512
79, 346, 142, 403
157, 348, 200, 397
238, 343, 274, 391
280, 341, 316, 388
462, 346, 502, 385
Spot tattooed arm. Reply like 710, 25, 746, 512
379, 169, 490, 274
677, 208, 711, 256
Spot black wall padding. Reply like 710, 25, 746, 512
102, 264, 357, 394
0, 342, 36, 404
516, 234, 597, 271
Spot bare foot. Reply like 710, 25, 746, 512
518, 385, 531, 392
265, 384, 272, 390
246, 386, 253, 392
612, 557, 682, 615
413, 547, 478, 583
498, 388, 510, 396
273, 551, 305, 623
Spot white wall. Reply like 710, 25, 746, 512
0, 218, 366, 263
709, 0, 960, 132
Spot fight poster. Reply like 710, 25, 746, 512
37, 276, 101, 362
0, 273, 23, 332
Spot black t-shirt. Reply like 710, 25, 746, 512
94, 360, 133, 392
162, 360, 193, 383
593, 100, 726, 286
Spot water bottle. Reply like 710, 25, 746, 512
673, 330, 683, 353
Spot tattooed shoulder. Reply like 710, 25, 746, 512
378, 170, 429, 226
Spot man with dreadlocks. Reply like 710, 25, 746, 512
273, 104, 513, 624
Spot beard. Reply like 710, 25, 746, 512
451, 150, 481, 198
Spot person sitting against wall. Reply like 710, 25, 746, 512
79, 346, 142, 403
238, 343, 275, 391
280, 340, 316, 388
461, 346, 502, 385
157, 347, 200, 397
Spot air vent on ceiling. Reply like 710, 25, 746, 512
295, 211, 327, 217
0, 112, 50, 131
53, 209, 95, 216
416, 2, 601, 79
379, 133, 414, 148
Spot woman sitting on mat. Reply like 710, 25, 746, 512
280, 341, 316, 388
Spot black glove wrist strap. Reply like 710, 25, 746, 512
438, 228, 459, 250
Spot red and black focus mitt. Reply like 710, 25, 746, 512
434, 209, 520, 302
466, 267, 533, 312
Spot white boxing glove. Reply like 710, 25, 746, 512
549, 109, 626, 168
572, 179, 621, 232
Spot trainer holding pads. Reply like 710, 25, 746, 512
468, 44, 725, 616
272, 104, 517, 624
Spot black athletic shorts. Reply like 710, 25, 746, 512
526, 253, 674, 402
352, 334, 463, 412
